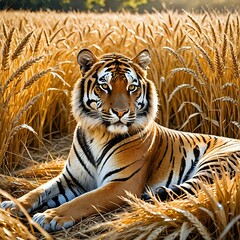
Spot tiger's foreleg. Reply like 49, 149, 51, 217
31, 166, 147, 232
1, 169, 86, 215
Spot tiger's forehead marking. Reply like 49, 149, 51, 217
97, 66, 138, 84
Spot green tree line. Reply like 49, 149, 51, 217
0, 0, 240, 12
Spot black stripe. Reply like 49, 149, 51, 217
201, 135, 207, 143
111, 166, 142, 182
110, 134, 146, 156
193, 145, 200, 160
195, 135, 201, 142
99, 136, 142, 173
86, 80, 92, 100
177, 157, 186, 184
137, 82, 149, 117
179, 134, 184, 146
166, 170, 173, 187
62, 173, 78, 198
102, 164, 129, 182
183, 157, 199, 182
50, 196, 60, 207
157, 133, 169, 169
76, 127, 95, 167
96, 134, 126, 166
183, 148, 187, 158
185, 179, 199, 191
65, 164, 87, 193
188, 134, 196, 145
73, 144, 94, 178
181, 133, 192, 147
57, 180, 68, 201
203, 141, 211, 154
80, 78, 92, 114
169, 140, 174, 163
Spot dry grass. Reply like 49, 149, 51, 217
0, 8, 239, 239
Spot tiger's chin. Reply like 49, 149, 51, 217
107, 124, 129, 135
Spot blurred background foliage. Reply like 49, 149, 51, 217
1, 0, 240, 12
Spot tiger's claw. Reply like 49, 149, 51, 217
32, 210, 75, 232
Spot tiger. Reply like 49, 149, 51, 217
1, 49, 240, 232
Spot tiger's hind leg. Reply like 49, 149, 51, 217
142, 179, 198, 202
143, 150, 240, 202
1, 172, 85, 216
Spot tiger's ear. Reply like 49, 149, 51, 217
132, 49, 151, 70
77, 49, 98, 74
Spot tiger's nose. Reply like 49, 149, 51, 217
112, 108, 129, 118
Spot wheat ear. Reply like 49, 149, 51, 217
185, 11, 202, 34
23, 68, 52, 90
163, 47, 186, 67
1, 28, 15, 71
173, 207, 211, 240
2, 56, 44, 93
229, 41, 239, 79
209, 22, 217, 43
34, 30, 43, 54
11, 93, 43, 128
214, 46, 224, 77
221, 34, 227, 66
188, 35, 215, 72
193, 53, 209, 83
2, 23, 8, 38
11, 31, 33, 61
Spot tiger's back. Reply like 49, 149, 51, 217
1, 49, 239, 232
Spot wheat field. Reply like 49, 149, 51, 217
0, 9, 239, 239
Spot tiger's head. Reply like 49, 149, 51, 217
72, 49, 158, 135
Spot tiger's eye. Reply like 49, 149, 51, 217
128, 84, 137, 91
101, 83, 109, 90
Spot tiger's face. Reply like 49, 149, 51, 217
72, 49, 158, 135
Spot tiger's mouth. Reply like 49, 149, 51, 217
101, 111, 135, 134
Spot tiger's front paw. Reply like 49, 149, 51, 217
1, 200, 23, 216
32, 209, 75, 232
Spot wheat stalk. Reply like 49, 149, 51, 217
236, 16, 240, 47
11, 31, 33, 61
173, 19, 181, 32
213, 96, 238, 105
214, 46, 224, 78
188, 34, 215, 72
22, 68, 52, 90
185, 11, 202, 34
221, 33, 227, 66
163, 47, 186, 67
2, 22, 8, 38
1, 28, 15, 71
43, 29, 50, 46
33, 30, 43, 54
50, 27, 65, 42
224, 13, 231, 34
170, 68, 205, 86
146, 226, 167, 240
229, 41, 239, 79
218, 19, 222, 33
163, 230, 181, 240
229, 23, 234, 43
2, 55, 44, 93
209, 22, 217, 43
172, 207, 211, 240
11, 93, 43, 129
